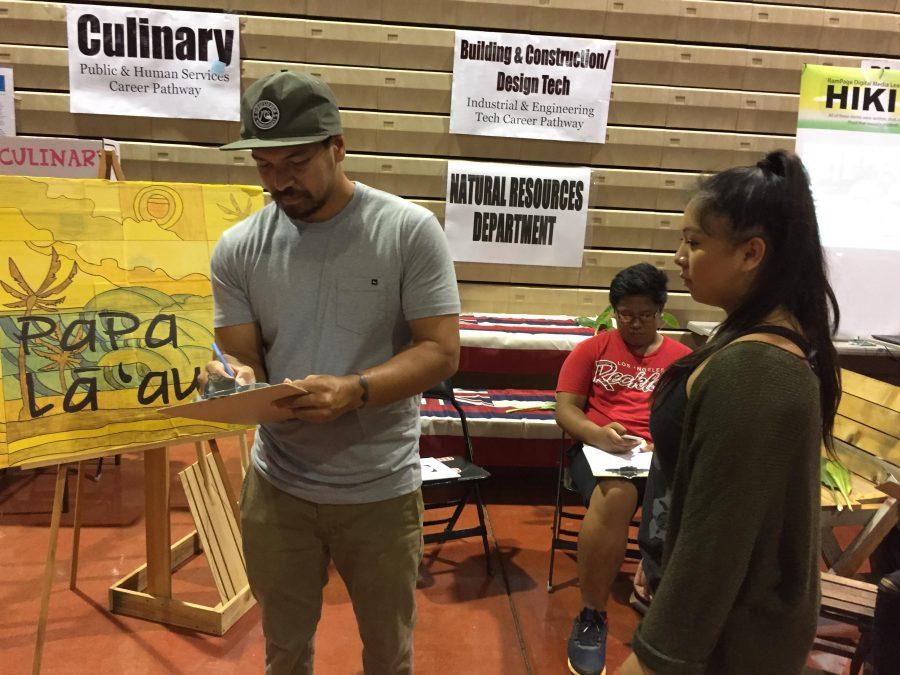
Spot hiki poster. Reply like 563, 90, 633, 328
795, 65, 900, 339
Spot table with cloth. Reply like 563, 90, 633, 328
418, 389, 561, 468
458, 313, 594, 375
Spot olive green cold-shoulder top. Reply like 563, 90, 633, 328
633, 342, 822, 675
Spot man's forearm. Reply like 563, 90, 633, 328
214, 325, 268, 383
360, 339, 458, 407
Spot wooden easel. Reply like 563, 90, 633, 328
29, 153, 257, 670
31, 431, 253, 674
107, 437, 255, 635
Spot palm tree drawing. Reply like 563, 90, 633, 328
1, 247, 79, 419
217, 193, 255, 223
32, 324, 88, 394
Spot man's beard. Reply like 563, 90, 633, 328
272, 187, 329, 220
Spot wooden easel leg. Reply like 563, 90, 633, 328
69, 461, 85, 590
208, 439, 241, 526
194, 442, 211, 488
144, 448, 171, 598
33, 464, 68, 675
238, 433, 250, 478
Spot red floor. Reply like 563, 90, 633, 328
1, 439, 855, 674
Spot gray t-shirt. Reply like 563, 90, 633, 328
210, 182, 460, 504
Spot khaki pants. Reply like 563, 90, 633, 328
240, 467, 424, 675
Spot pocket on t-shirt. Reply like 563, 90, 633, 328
336, 276, 387, 335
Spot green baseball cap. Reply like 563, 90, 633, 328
220, 70, 343, 151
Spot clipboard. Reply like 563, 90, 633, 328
582, 444, 653, 479
158, 382, 309, 425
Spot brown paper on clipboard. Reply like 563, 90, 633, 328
157, 383, 308, 425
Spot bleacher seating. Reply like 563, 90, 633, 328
1, 0, 898, 322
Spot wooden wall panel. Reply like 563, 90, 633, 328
4, 49, 801, 136
819, 7, 899, 52
112, 142, 706, 213
456, 250, 686, 292
458, 283, 724, 323
72, 0, 900, 21
0, 4, 872, 93
71, 0, 896, 56
18, 92, 794, 172
2, 0, 897, 319
0, 2, 66, 45
761, 0, 896, 12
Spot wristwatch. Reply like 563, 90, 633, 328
355, 372, 369, 406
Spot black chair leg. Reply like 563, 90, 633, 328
548, 441, 567, 592
89, 456, 104, 482
444, 498, 466, 535
473, 483, 492, 575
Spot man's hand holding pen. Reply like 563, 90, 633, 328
199, 343, 257, 394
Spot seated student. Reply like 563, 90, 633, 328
555, 263, 691, 675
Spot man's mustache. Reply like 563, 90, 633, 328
272, 187, 311, 201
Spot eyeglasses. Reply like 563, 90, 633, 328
615, 310, 659, 324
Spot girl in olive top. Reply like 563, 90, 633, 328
621, 151, 842, 675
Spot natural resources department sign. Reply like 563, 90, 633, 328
444, 160, 590, 267
66, 4, 240, 121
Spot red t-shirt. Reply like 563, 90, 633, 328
556, 330, 692, 441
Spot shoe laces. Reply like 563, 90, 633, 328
575, 609, 604, 644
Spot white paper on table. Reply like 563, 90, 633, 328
420, 457, 460, 482
582, 444, 653, 477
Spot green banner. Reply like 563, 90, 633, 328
798, 64, 900, 134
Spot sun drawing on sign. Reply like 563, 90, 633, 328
133, 185, 184, 229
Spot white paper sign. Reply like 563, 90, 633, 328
445, 160, 590, 267
0, 68, 15, 136
862, 59, 900, 71
795, 65, 900, 339
66, 5, 240, 121
450, 30, 615, 143
0, 136, 105, 177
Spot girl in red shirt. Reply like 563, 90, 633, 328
556, 263, 691, 675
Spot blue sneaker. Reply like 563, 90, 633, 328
567, 607, 607, 675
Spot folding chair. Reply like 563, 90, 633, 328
548, 433, 642, 592
421, 379, 493, 575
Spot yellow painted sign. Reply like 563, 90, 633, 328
0, 176, 265, 468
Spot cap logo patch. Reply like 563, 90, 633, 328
252, 100, 280, 130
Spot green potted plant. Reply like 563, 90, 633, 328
575, 305, 680, 333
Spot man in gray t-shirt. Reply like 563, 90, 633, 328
208, 71, 460, 675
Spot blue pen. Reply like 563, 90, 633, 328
211, 342, 236, 378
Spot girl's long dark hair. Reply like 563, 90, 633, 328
655, 150, 841, 445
